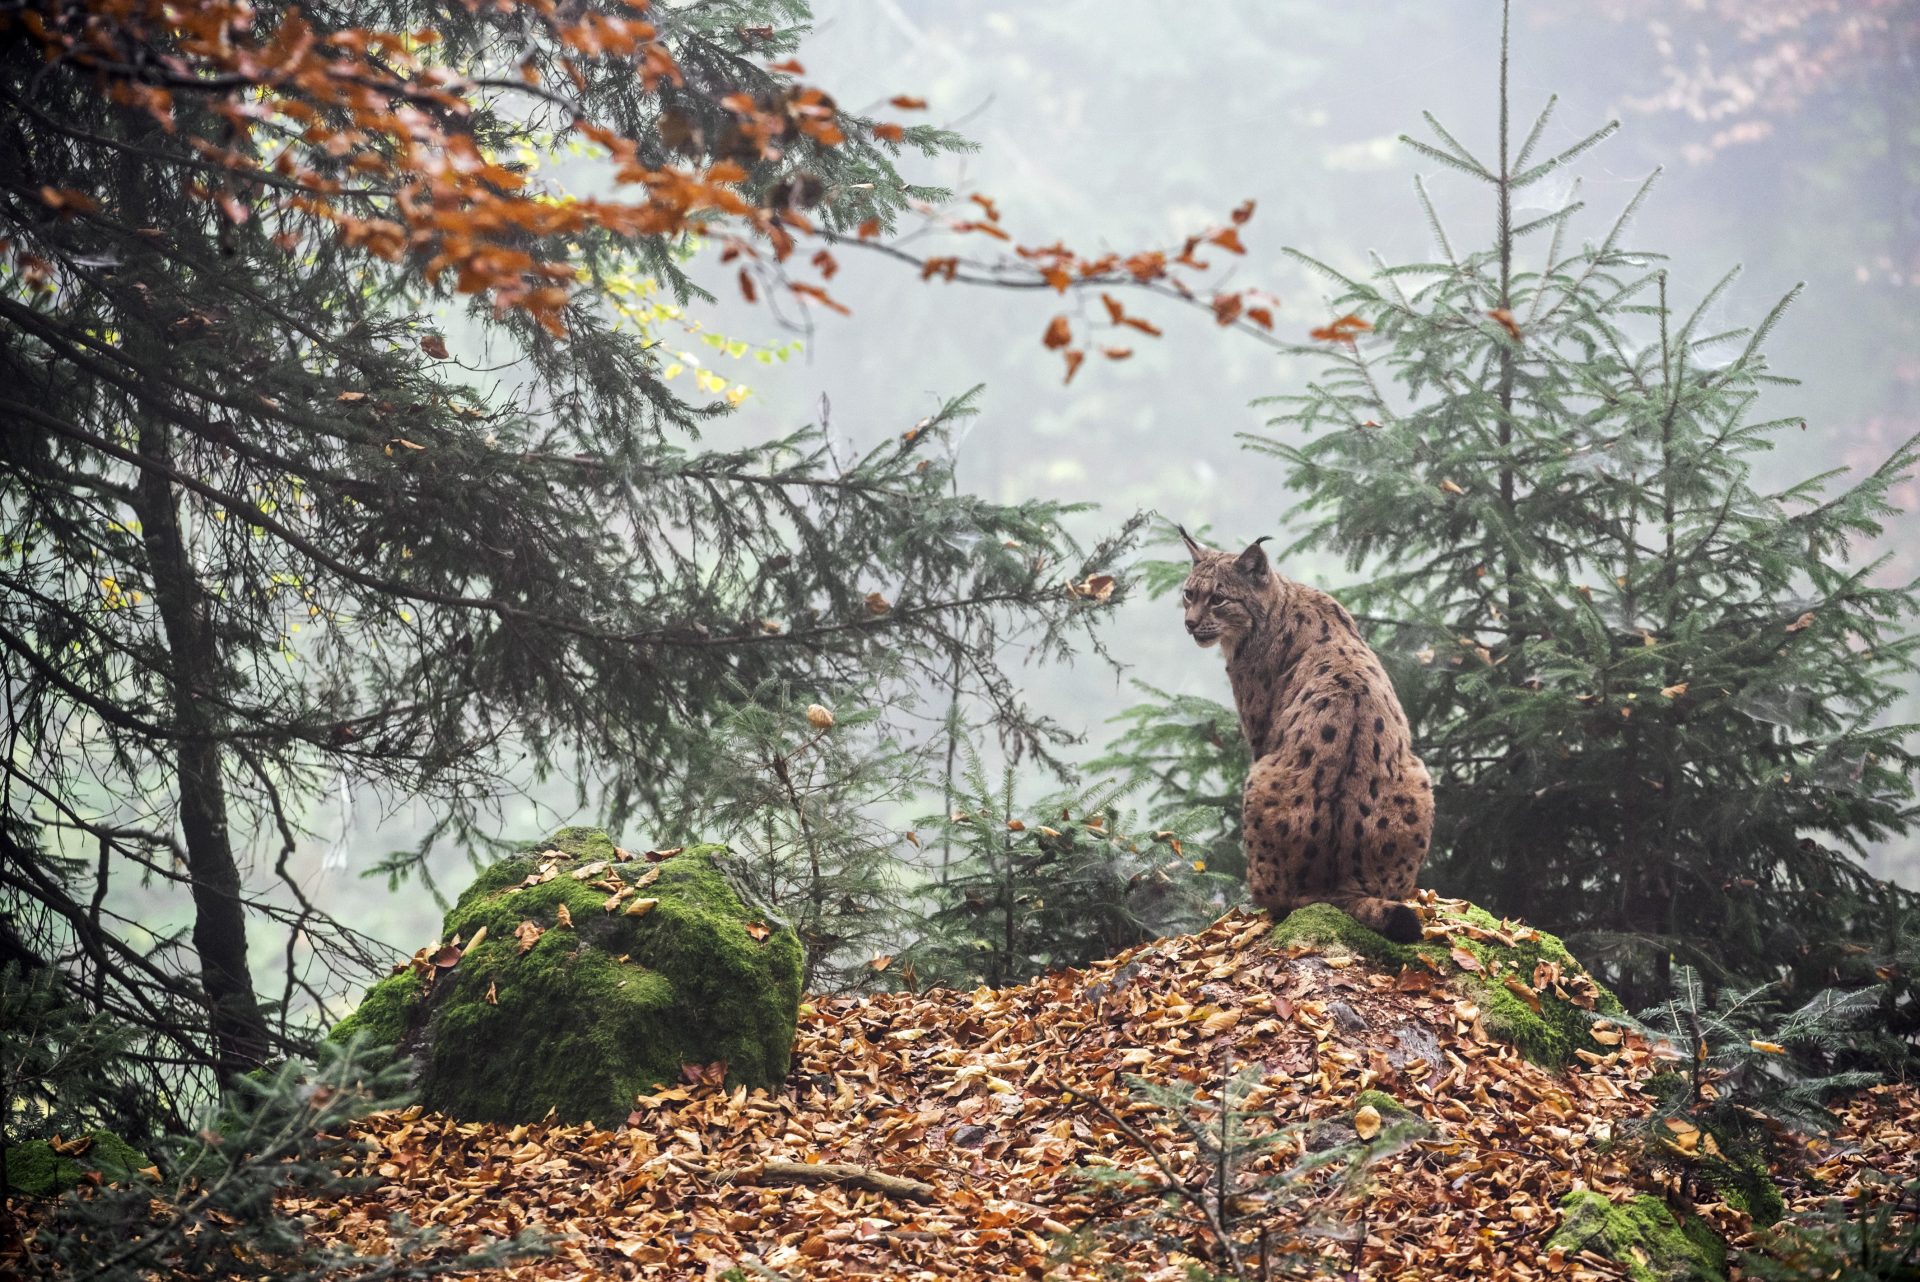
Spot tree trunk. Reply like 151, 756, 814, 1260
132, 417, 270, 1082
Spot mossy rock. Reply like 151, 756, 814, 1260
4, 1130, 150, 1198
332, 827, 803, 1126
1547, 1191, 1727, 1282
1271, 900, 1624, 1067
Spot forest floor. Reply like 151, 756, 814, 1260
295, 906, 1920, 1280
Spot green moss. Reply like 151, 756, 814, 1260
1270, 900, 1624, 1068
1352, 1089, 1414, 1120
329, 968, 422, 1049
1547, 1191, 1727, 1282
4, 1131, 150, 1198
330, 830, 803, 1126
4, 1141, 69, 1197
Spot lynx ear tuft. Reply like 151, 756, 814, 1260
1177, 525, 1207, 562
1235, 536, 1273, 580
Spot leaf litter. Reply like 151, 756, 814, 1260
281, 908, 1917, 1278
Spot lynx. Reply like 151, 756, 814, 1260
1179, 528, 1432, 943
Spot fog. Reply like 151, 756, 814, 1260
277, 0, 1920, 978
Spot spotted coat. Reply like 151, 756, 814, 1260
1179, 530, 1432, 943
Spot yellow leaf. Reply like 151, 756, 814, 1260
556, 902, 573, 929
1661, 682, 1689, 699
1749, 1039, 1786, 1055
1353, 1104, 1382, 1140
484, 980, 499, 1006
623, 897, 659, 918
1200, 1009, 1240, 1036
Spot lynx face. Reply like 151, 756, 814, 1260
1180, 569, 1253, 648
1178, 528, 1273, 649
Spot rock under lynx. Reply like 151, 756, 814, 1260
1180, 528, 1432, 943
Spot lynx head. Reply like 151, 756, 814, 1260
1178, 527, 1277, 650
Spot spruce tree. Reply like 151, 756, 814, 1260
0, 0, 1128, 1098
1244, 4, 1919, 1003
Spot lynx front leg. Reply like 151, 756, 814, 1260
1241, 752, 1317, 913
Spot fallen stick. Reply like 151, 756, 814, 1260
678, 1157, 938, 1203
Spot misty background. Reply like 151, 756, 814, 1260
260, 0, 1920, 984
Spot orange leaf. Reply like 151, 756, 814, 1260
1042, 315, 1072, 350
890, 95, 928, 110
1208, 227, 1246, 254
873, 122, 904, 143
789, 281, 850, 315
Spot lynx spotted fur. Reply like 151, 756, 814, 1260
1179, 529, 1432, 942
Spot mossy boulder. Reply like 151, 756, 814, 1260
1547, 1190, 1727, 1282
332, 827, 802, 1126
1271, 900, 1624, 1067
4, 1130, 149, 1198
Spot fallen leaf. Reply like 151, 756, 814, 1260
745, 922, 771, 941
484, 980, 498, 1006
1354, 1104, 1383, 1140
555, 903, 573, 929
1449, 945, 1483, 973
624, 897, 659, 918
1502, 973, 1543, 1013
514, 920, 543, 954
